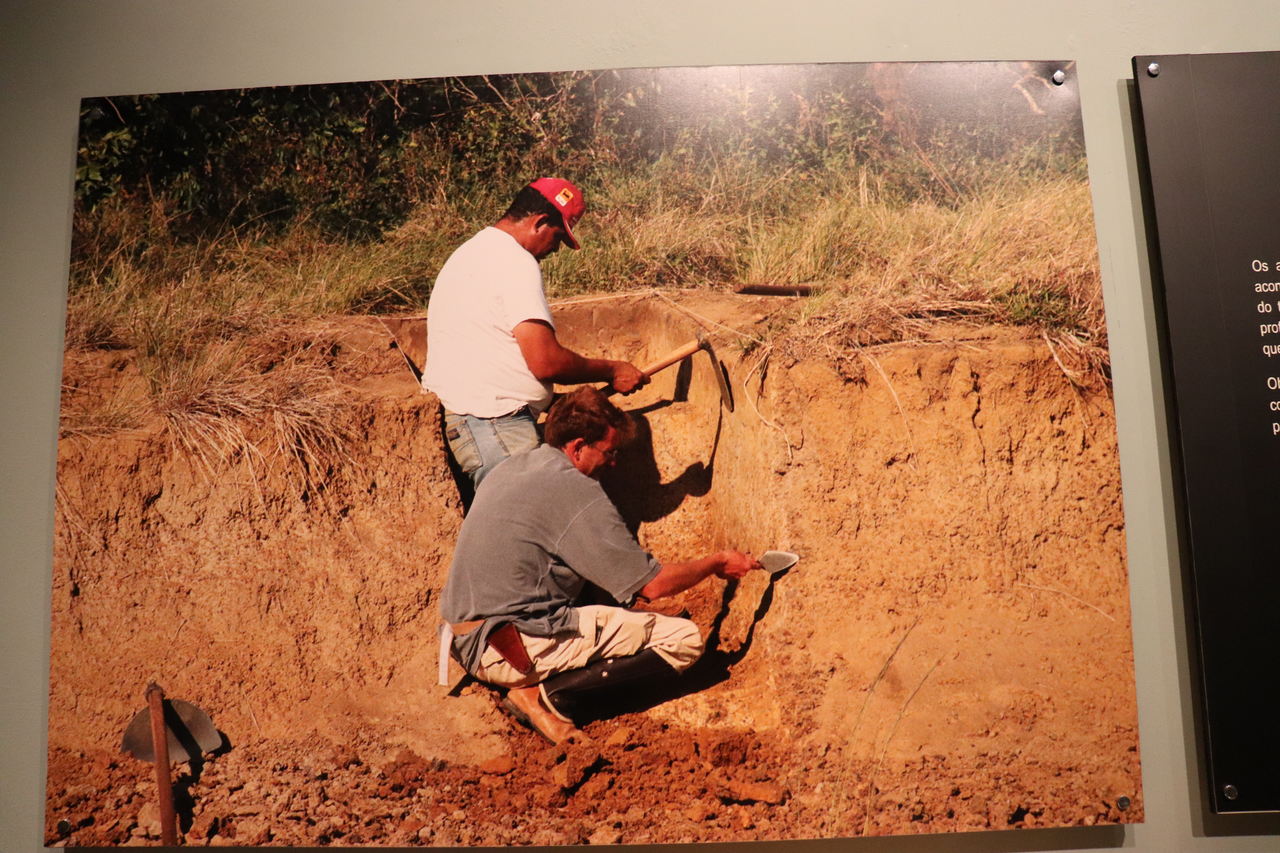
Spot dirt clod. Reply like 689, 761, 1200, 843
552, 746, 605, 791
478, 755, 516, 775
715, 775, 789, 805
588, 826, 622, 845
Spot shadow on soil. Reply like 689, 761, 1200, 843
605, 407, 721, 533
579, 569, 785, 725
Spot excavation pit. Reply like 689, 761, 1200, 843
47, 291, 1142, 844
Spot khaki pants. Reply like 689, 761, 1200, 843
476, 605, 703, 688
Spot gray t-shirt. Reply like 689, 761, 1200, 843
440, 444, 662, 673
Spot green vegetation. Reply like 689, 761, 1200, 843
62, 64, 1105, 461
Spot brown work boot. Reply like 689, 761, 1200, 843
503, 686, 586, 745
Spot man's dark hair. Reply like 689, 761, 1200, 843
501, 184, 565, 228
544, 387, 633, 449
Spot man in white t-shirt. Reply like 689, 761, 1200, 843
423, 178, 646, 503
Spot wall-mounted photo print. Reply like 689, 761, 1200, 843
47, 60, 1141, 846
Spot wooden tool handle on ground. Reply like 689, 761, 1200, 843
145, 683, 178, 846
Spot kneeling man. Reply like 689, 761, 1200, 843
440, 386, 759, 743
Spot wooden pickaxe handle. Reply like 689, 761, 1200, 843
636, 336, 706, 378
605, 335, 706, 395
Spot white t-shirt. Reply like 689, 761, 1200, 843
422, 227, 556, 417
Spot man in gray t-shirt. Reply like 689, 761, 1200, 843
440, 387, 759, 744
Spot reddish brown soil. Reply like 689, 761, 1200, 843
45, 292, 1141, 846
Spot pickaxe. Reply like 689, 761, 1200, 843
608, 329, 733, 412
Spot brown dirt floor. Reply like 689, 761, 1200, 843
45, 291, 1142, 846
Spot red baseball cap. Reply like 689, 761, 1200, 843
529, 177, 585, 250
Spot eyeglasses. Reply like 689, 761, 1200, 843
577, 438, 618, 463
591, 440, 619, 462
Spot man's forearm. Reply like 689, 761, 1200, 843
514, 319, 644, 391
638, 549, 760, 601
638, 553, 726, 601
537, 348, 625, 385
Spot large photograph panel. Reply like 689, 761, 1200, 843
47, 60, 1141, 845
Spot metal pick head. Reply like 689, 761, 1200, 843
759, 550, 800, 575
121, 698, 222, 763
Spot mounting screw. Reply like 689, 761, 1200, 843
56, 819, 72, 835
1052, 69, 1066, 86
1223, 784, 1239, 800
1116, 796, 1131, 811
1147, 63, 1161, 77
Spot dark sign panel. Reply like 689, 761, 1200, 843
1133, 51, 1280, 814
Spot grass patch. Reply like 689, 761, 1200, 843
58, 384, 148, 438
549, 167, 1106, 377
147, 336, 355, 491
63, 154, 1107, 466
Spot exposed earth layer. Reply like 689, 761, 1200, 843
46, 292, 1142, 845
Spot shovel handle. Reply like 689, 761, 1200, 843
605, 337, 704, 396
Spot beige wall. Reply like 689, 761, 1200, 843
2, 2, 1278, 850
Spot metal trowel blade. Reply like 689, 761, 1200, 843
759, 550, 799, 575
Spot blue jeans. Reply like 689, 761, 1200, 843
443, 407, 540, 490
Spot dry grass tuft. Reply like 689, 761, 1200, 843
743, 177, 1108, 379
150, 337, 356, 491
58, 385, 148, 438
63, 211, 420, 476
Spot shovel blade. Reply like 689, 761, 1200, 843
121, 698, 222, 763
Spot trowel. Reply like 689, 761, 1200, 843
758, 550, 799, 575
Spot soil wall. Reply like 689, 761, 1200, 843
46, 294, 1141, 844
